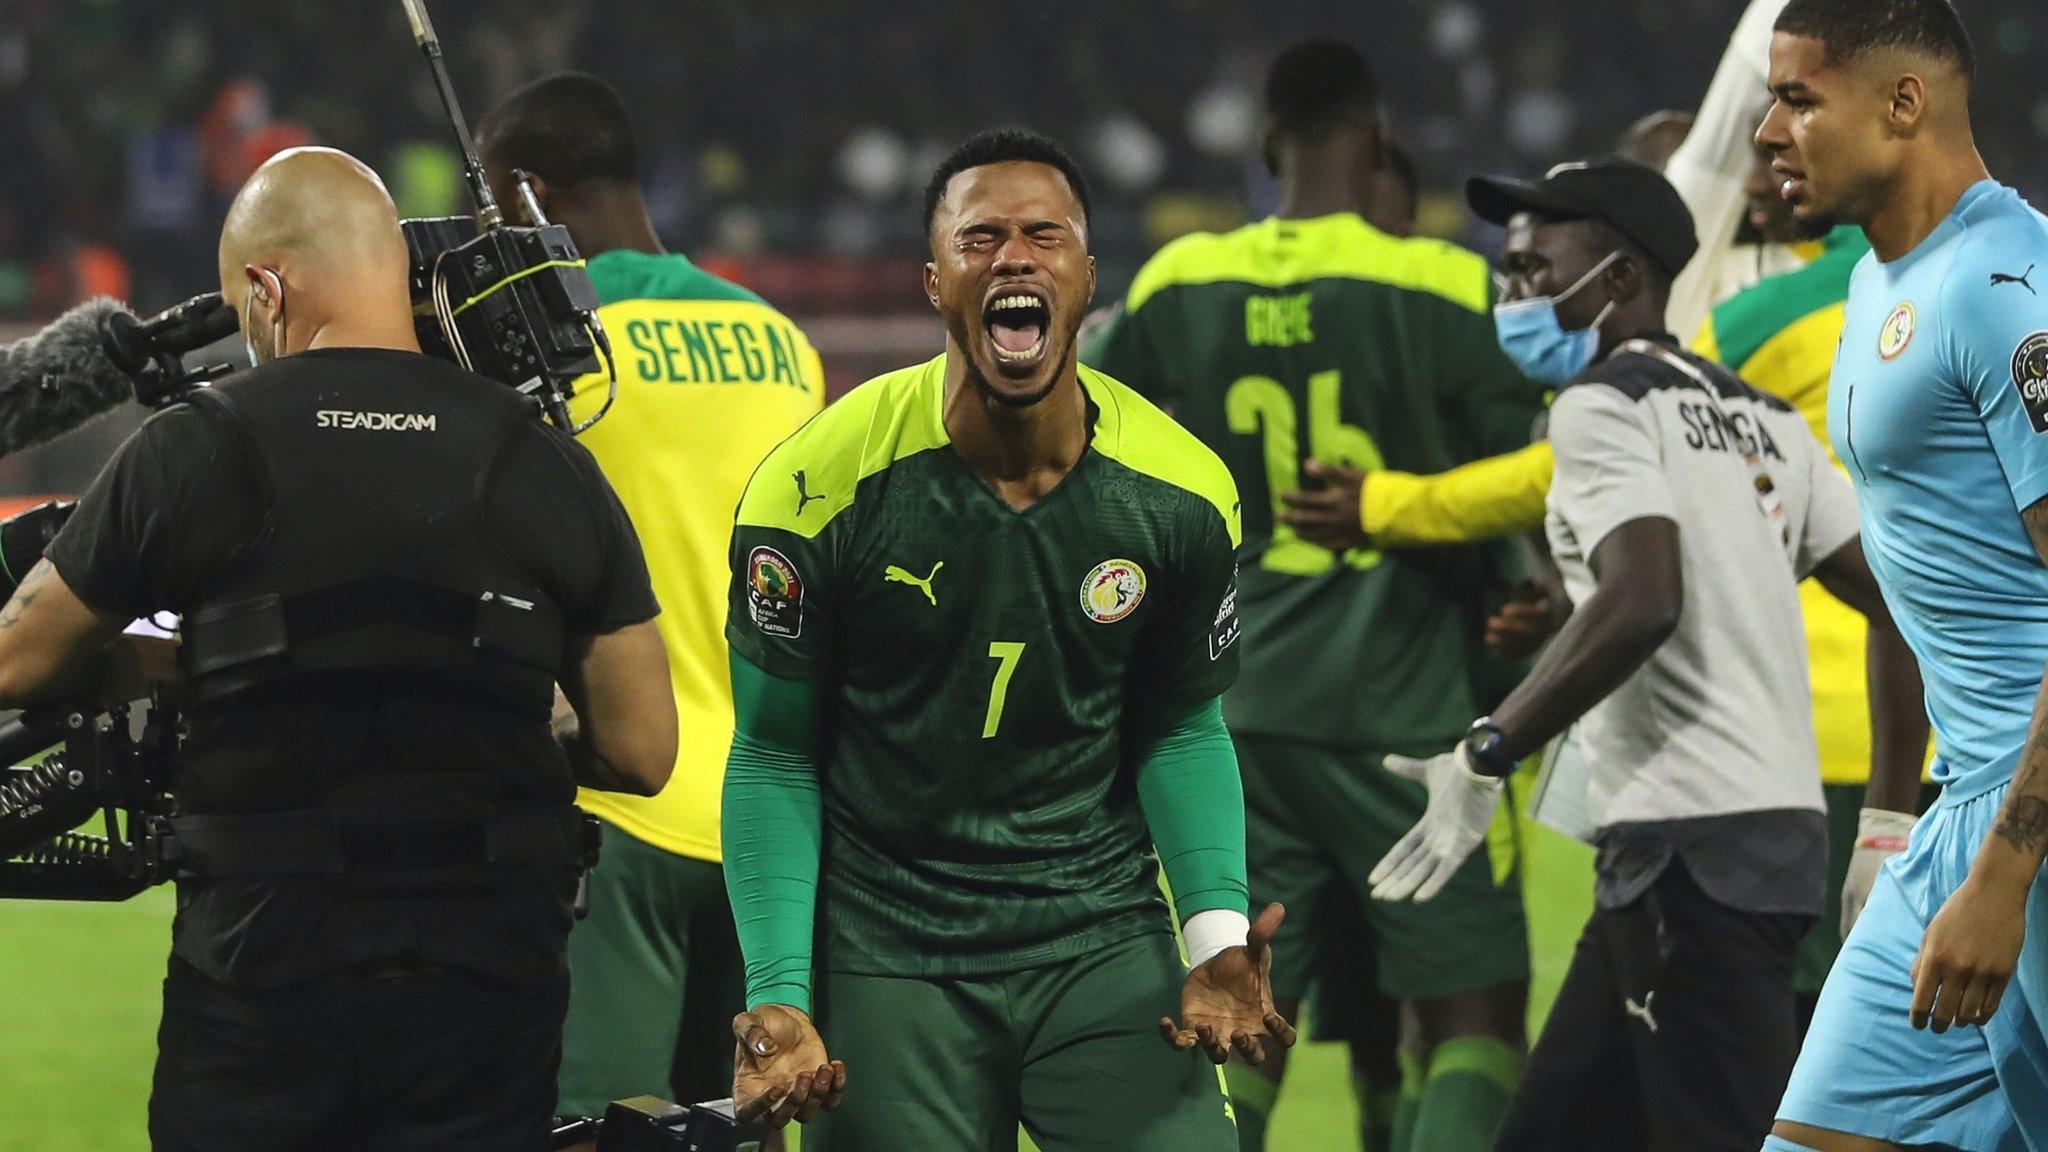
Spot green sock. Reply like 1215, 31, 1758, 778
1407, 1037, 1522, 1152
1353, 1065, 1400, 1152
1224, 1062, 1281, 1151
1389, 1047, 1423, 1152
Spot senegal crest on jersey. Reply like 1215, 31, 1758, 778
1878, 301, 1915, 360
1081, 558, 1146, 623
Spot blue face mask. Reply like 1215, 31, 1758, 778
1492, 251, 1621, 384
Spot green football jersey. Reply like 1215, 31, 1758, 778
724, 355, 1243, 979
1086, 213, 1545, 750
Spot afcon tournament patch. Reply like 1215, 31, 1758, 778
746, 546, 804, 638
1208, 578, 1241, 660
1080, 558, 1147, 624
2014, 331, 2048, 434
1878, 301, 1915, 360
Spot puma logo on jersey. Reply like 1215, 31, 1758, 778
884, 561, 943, 606
1993, 265, 2037, 295
1624, 991, 1658, 1034
793, 470, 826, 515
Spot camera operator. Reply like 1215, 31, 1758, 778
0, 146, 676, 1152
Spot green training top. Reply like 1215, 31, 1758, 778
724, 355, 1244, 978
586, 247, 769, 307
1086, 213, 1546, 750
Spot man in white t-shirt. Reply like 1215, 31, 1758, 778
1369, 158, 1924, 1151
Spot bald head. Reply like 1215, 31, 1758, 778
220, 147, 419, 361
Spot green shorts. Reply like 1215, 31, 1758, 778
1304, 882, 1401, 1067
805, 930, 1237, 1152
1237, 734, 1529, 1003
557, 819, 744, 1119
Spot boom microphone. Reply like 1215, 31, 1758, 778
0, 298, 142, 456
0, 292, 238, 458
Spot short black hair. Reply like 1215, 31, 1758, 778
477, 72, 639, 188
1265, 38, 1380, 137
922, 128, 1091, 236
1775, 0, 1974, 80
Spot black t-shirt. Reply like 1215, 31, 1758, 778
46, 348, 659, 988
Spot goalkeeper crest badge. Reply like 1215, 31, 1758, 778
747, 546, 804, 637
1080, 558, 1146, 624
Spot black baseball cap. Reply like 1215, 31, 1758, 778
1466, 156, 1698, 278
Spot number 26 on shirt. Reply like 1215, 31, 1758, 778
1226, 369, 1383, 574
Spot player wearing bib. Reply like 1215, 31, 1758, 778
719, 130, 1293, 1150
1756, 3, 2048, 1151
1086, 41, 1541, 1152
479, 75, 825, 1121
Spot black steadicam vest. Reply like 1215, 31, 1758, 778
167, 362, 595, 891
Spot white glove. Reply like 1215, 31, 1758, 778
1369, 744, 1506, 903
1841, 807, 1915, 936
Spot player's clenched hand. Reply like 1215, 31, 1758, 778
1278, 461, 1368, 553
1160, 903, 1297, 1065
732, 1005, 846, 1129
1369, 745, 1504, 903
1911, 871, 2027, 1033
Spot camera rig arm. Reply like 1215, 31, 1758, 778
0, 699, 179, 900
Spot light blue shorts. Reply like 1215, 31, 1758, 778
1776, 783, 2048, 1151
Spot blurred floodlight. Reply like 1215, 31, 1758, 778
839, 127, 910, 201
1188, 83, 1258, 158
1091, 114, 1167, 192
1432, 2, 1484, 57
1507, 90, 1573, 157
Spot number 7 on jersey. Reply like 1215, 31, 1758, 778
983, 641, 1026, 738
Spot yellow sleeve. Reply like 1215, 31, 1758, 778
1360, 441, 1555, 546
1691, 314, 1721, 362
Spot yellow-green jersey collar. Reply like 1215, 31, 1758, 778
735, 354, 1240, 547
1124, 213, 1495, 316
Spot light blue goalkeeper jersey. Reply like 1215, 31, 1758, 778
1831, 179, 2048, 801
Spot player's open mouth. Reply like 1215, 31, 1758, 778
984, 289, 1051, 367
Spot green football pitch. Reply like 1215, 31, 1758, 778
0, 815, 1592, 1152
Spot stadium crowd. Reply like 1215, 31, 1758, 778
8, 0, 2048, 1150
3, 0, 2045, 323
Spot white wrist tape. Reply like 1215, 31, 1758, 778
1183, 908, 1251, 968
1856, 806, 1917, 852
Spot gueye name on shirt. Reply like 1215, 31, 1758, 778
1245, 293, 1315, 348
623, 317, 810, 388
1677, 400, 1785, 463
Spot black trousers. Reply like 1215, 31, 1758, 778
150, 957, 569, 1152
1495, 861, 1810, 1152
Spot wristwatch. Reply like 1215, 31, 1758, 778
1462, 717, 1519, 778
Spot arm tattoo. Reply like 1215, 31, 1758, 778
0, 560, 53, 631
1996, 794, 2048, 855
2001, 495, 2048, 861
